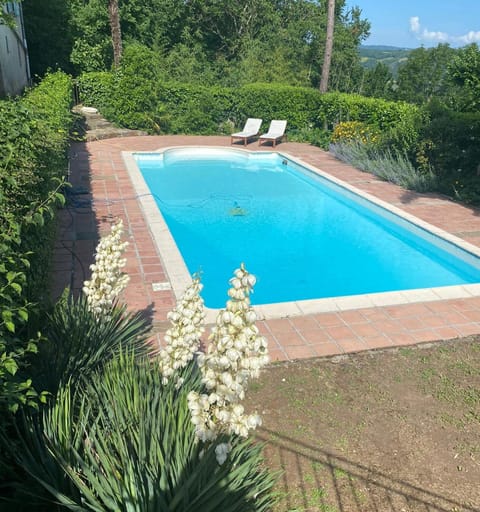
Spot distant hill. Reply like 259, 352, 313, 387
359, 45, 412, 75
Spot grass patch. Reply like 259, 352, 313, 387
247, 339, 480, 511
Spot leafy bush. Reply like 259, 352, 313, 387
75, 71, 114, 112
0, 72, 73, 416
317, 92, 425, 154
158, 83, 235, 135
233, 83, 322, 131
77, 72, 422, 151
288, 127, 332, 150
419, 102, 480, 202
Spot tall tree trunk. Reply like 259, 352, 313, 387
319, 0, 335, 93
108, 0, 122, 67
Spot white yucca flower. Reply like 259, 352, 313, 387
187, 263, 269, 462
159, 277, 205, 385
82, 219, 129, 319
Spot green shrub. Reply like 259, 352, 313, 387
11, 352, 276, 511
0, 72, 73, 416
76, 71, 114, 111
234, 83, 322, 131
166, 84, 235, 135
288, 127, 332, 149
419, 102, 480, 202
77, 72, 422, 151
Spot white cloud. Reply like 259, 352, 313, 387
409, 16, 480, 45
458, 31, 480, 44
410, 16, 421, 34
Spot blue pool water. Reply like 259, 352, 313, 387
135, 148, 480, 308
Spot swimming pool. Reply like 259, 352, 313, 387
124, 147, 480, 314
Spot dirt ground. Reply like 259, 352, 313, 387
245, 338, 480, 512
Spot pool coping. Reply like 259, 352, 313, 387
122, 146, 480, 323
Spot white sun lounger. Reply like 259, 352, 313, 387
258, 120, 287, 147
230, 118, 263, 145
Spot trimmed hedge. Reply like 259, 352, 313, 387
77, 71, 422, 146
420, 103, 480, 203
0, 71, 73, 415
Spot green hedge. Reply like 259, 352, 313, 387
420, 103, 480, 203
77, 71, 422, 146
0, 71, 73, 416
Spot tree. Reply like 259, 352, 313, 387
108, 0, 122, 67
448, 43, 480, 112
23, 0, 74, 77
360, 62, 393, 98
31, 0, 370, 83
319, 0, 335, 92
395, 44, 457, 105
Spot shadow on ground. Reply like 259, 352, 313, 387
258, 427, 478, 512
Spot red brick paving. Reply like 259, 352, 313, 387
52, 136, 480, 361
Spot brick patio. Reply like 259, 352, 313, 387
52, 136, 480, 362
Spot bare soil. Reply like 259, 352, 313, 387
245, 338, 480, 512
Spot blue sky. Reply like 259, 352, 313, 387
345, 0, 480, 48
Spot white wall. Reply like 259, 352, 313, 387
0, 2, 30, 96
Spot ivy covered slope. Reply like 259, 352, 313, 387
0, 72, 73, 414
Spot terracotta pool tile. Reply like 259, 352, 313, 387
411, 329, 440, 343
299, 328, 332, 344
449, 299, 477, 311
360, 308, 390, 321
385, 303, 432, 319
152, 309, 172, 322
363, 335, 393, 350
433, 326, 461, 340
284, 344, 317, 360
144, 272, 168, 283
369, 318, 406, 333
289, 315, 320, 331
464, 297, 480, 309
420, 315, 450, 328
337, 310, 368, 324
337, 338, 368, 353
312, 342, 341, 357
313, 312, 344, 327
268, 349, 287, 362
127, 274, 145, 284
349, 323, 380, 337
256, 321, 270, 335
273, 330, 306, 347
128, 300, 152, 311
141, 256, 162, 265
460, 309, 480, 322
454, 323, 480, 336
324, 325, 355, 340
141, 264, 165, 274
439, 311, 469, 324
267, 318, 294, 334
386, 332, 417, 346
396, 316, 427, 330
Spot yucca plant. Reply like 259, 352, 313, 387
32, 293, 151, 394
11, 351, 276, 511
